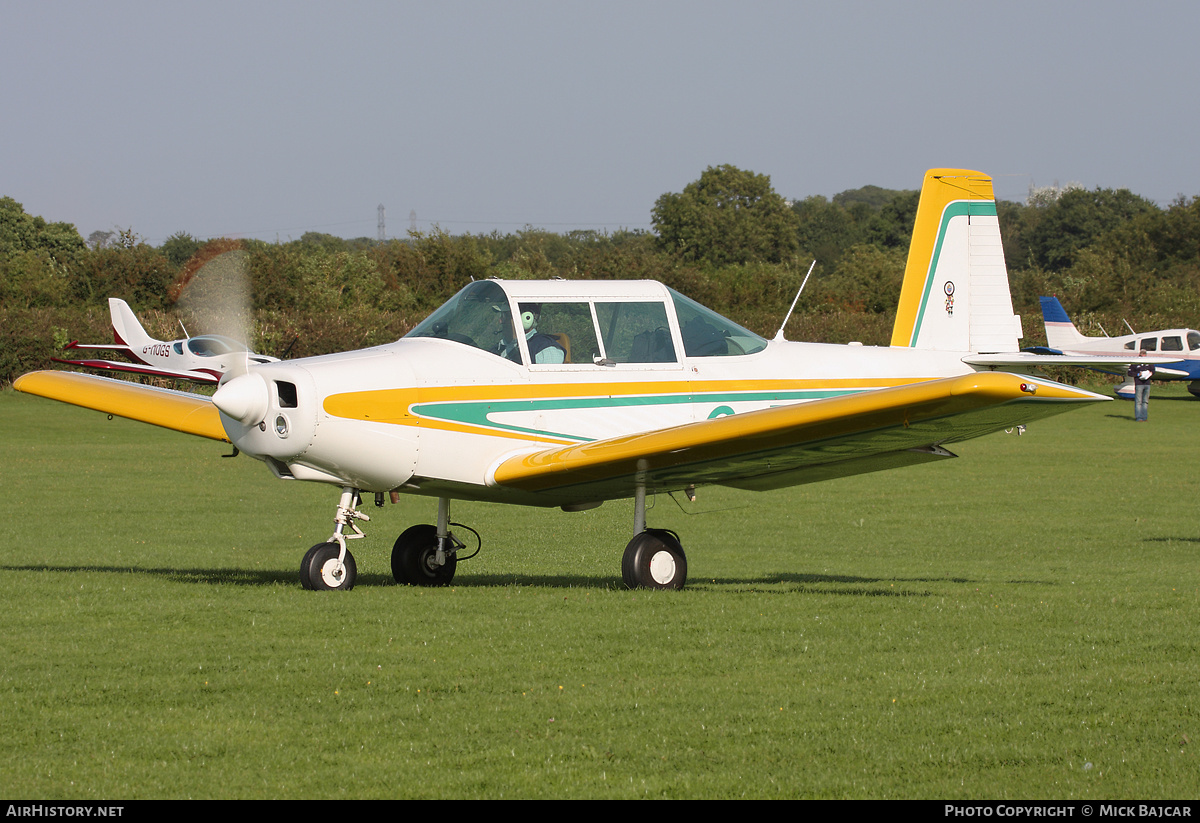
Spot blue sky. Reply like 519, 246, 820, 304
4, 0, 1198, 245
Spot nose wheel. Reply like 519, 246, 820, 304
300, 486, 367, 591
301, 542, 358, 590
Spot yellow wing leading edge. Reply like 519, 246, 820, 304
13, 371, 228, 442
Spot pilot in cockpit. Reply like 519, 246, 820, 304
518, 303, 566, 364
494, 303, 565, 364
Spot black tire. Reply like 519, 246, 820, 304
391, 525, 457, 586
621, 528, 687, 590
300, 542, 357, 591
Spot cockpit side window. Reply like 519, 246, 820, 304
1162, 336, 1183, 352
404, 281, 524, 363
1140, 337, 1158, 352
594, 302, 677, 364
521, 302, 599, 365
669, 288, 767, 356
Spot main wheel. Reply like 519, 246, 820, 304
300, 542, 357, 591
391, 524, 457, 586
621, 528, 687, 590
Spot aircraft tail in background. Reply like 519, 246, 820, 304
108, 297, 156, 349
1039, 296, 1093, 349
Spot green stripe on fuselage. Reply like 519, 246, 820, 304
411, 387, 866, 442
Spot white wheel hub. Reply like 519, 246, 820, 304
319, 558, 346, 587
648, 550, 676, 585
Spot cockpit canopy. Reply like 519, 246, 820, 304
173, 335, 254, 357
404, 280, 767, 366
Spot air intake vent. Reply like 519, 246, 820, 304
275, 381, 297, 408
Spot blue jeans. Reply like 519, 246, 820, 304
1134, 384, 1150, 421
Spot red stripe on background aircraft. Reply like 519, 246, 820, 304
54, 297, 278, 384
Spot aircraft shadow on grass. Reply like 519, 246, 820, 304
4, 563, 1034, 594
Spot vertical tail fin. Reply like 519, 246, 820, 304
890, 169, 1022, 354
1039, 296, 1090, 348
108, 298, 155, 349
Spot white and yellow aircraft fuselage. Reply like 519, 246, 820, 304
16, 169, 1130, 592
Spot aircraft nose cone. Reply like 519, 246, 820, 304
212, 372, 269, 424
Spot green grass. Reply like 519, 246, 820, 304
1, 385, 1198, 799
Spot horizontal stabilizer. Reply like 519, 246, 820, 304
965, 352, 1174, 368
13, 371, 228, 442
63, 340, 134, 354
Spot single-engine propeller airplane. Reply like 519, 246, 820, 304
1030, 295, 1200, 398
54, 296, 278, 384
16, 169, 1153, 592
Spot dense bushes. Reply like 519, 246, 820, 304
3, 174, 1200, 387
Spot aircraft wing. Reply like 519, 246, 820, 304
50, 357, 221, 384
488, 372, 1106, 501
13, 371, 228, 442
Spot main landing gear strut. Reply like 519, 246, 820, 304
620, 478, 688, 590
390, 496, 463, 586
299, 482, 686, 591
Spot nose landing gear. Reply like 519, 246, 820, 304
300, 486, 368, 591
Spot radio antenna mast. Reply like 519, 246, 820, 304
773, 259, 817, 341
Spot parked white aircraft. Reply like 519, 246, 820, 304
55, 297, 277, 384
1032, 295, 1200, 398
17, 169, 1140, 592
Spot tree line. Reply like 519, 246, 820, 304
3, 164, 1199, 387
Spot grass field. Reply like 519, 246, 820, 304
1, 384, 1197, 799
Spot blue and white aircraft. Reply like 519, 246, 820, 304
1034, 296, 1200, 398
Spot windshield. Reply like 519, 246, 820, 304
187, 336, 247, 356
669, 288, 766, 356
404, 281, 522, 363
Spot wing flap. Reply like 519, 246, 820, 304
489, 372, 1106, 501
13, 371, 228, 442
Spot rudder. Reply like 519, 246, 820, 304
1039, 296, 1089, 349
109, 298, 154, 349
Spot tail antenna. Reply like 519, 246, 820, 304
773, 260, 817, 341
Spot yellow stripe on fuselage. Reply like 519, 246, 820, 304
322, 376, 932, 442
